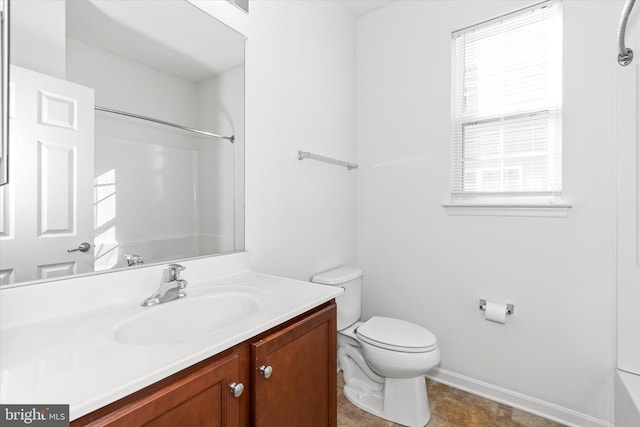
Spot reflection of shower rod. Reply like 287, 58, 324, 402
618, 0, 636, 66
95, 106, 235, 143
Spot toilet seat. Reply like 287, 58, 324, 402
356, 316, 438, 353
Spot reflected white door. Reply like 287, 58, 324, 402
0, 66, 94, 284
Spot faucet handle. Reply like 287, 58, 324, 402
164, 263, 186, 281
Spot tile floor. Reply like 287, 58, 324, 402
336, 373, 566, 427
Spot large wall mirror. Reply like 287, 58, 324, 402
0, 0, 245, 287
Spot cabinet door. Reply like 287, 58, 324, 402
252, 303, 337, 427
75, 350, 247, 427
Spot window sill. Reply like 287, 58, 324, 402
442, 202, 572, 218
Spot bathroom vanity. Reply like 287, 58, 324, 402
0, 253, 342, 426
72, 301, 336, 426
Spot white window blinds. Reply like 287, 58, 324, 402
451, 1, 562, 199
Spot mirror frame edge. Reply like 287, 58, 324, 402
0, 0, 9, 187
0, 249, 248, 290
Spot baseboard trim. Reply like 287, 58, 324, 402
427, 367, 612, 427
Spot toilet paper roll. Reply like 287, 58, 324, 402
485, 302, 508, 324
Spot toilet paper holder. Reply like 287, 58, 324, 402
479, 299, 514, 316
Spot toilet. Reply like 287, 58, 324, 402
312, 267, 440, 427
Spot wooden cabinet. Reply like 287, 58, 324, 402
72, 347, 250, 427
71, 301, 336, 427
252, 303, 336, 427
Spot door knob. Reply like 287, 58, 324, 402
229, 382, 244, 398
259, 365, 273, 379
68, 242, 91, 253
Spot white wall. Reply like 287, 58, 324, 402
10, 0, 66, 79
241, 1, 358, 280
186, 0, 358, 281
197, 67, 245, 253
356, 1, 619, 425
66, 39, 200, 128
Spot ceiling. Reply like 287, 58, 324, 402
66, 0, 245, 83
65, 0, 394, 83
341, 0, 397, 17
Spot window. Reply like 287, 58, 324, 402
450, 1, 563, 208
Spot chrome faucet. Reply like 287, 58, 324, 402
141, 264, 188, 307
125, 253, 144, 266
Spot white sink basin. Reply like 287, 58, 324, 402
113, 286, 270, 345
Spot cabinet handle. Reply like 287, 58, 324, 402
259, 365, 273, 379
229, 382, 244, 398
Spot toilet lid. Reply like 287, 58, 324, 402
356, 316, 438, 353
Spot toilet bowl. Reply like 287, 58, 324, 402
312, 267, 440, 427
356, 316, 440, 378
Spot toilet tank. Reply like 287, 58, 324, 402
311, 267, 362, 330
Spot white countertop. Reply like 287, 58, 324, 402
0, 254, 342, 420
